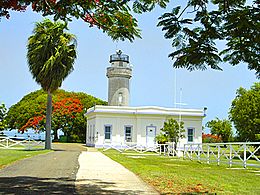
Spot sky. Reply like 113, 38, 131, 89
0, 2, 258, 131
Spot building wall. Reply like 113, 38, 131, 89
86, 116, 96, 146
86, 112, 203, 148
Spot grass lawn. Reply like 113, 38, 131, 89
0, 149, 51, 169
102, 150, 260, 194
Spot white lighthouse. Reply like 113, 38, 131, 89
106, 50, 132, 106
86, 50, 204, 152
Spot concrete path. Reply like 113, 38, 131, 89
75, 151, 159, 195
0, 144, 158, 194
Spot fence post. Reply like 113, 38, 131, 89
207, 144, 210, 164
229, 144, 232, 168
217, 144, 220, 166
183, 144, 186, 159
28, 137, 31, 150
172, 142, 175, 156
198, 144, 201, 162
190, 144, 193, 160
6, 137, 9, 148
243, 143, 247, 168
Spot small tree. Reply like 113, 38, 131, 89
206, 118, 233, 143
157, 119, 185, 149
0, 103, 7, 131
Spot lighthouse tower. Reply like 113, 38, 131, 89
106, 50, 132, 106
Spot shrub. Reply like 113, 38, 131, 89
202, 133, 222, 143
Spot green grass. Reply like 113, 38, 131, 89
102, 150, 260, 194
0, 149, 51, 169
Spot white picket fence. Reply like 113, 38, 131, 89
184, 142, 260, 168
0, 136, 44, 150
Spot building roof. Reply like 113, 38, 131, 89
85, 105, 206, 117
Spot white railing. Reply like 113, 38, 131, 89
184, 142, 260, 168
101, 141, 179, 156
157, 143, 179, 157
0, 136, 44, 150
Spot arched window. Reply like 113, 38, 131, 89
118, 92, 123, 105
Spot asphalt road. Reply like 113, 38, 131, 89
0, 143, 87, 195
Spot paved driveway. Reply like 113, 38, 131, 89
0, 143, 86, 195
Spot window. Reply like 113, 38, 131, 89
104, 125, 112, 140
125, 126, 132, 142
118, 93, 123, 105
188, 128, 194, 142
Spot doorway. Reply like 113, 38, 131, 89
146, 126, 156, 147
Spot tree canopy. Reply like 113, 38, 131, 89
0, 0, 169, 42
206, 118, 233, 142
6, 89, 107, 142
158, 0, 260, 78
229, 82, 260, 142
27, 19, 77, 94
2, 1, 259, 76
0, 103, 7, 130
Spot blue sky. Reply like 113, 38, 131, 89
0, 3, 258, 130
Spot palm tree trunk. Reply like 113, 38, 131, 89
53, 128, 58, 141
45, 90, 52, 149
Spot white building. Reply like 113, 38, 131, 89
85, 50, 205, 149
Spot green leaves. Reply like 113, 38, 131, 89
1, 0, 169, 42
27, 19, 77, 93
158, 0, 260, 78
6, 89, 107, 138
0, 103, 7, 130
133, 0, 169, 14
206, 118, 233, 142
157, 118, 185, 144
229, 82, 260, 142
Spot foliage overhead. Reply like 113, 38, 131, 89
229, 82, 260, 142
0, 103, 8, 130
206, 118, 232, 142
157, 0, 260, 78
0, 0, 169, 42
156, 118, 185, 146
6, 89, 107, 142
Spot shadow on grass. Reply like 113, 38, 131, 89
0, 177, 151, 195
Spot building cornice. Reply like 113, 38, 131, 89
85, 105, 205, 117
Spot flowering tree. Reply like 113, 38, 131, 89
6, 89, 106, 142
0, 0, 169, 42
19, 97, 84, 141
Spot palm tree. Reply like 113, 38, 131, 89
27, 19, 77, 149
